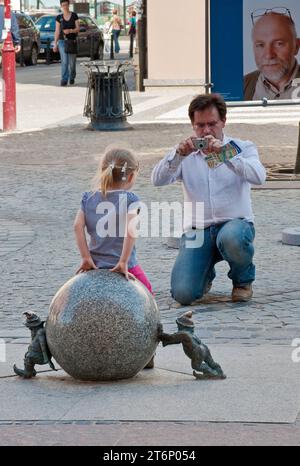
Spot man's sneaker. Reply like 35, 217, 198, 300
232, 284, 253, 302
60, 81, 67, 86
69, 79, 75, 85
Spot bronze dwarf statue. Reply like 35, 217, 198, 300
159, 311, 226, 380
13, 312, 56, 378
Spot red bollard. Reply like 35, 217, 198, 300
2, 0, 16, 132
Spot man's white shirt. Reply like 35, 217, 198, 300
151, 135, 266, 232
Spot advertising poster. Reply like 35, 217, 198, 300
211, 0, 300, 101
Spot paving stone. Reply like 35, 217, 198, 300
1, 344, 299, 424
191, 330, 213, 339
9, 339, 30, 345
245, 326, 265, 331
0, 330, 28, 339
215, 331, 252, 339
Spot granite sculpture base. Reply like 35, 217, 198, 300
46, 270, 160, 381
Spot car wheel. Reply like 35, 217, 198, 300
27, 45, 38, 66
93, 42, 104, 60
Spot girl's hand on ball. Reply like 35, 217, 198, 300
110, 261, 129, 279
76, 257, 97, 274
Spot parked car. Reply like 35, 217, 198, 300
35, 15, 59, 60
36, 14, 104, 61
28, 12, 48, 23
16, 12, 41, 66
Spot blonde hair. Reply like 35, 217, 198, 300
92, 147, 139, 197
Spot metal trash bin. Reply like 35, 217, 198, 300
82, 60, 133, 131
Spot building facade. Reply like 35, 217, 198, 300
99, 1, 121, 16
145, 0, 206, 91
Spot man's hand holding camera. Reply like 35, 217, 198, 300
177, 138, 195, 157
200, 135, 223, 155
177, 135, 223, 157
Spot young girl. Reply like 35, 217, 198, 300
74, 146, 153, 294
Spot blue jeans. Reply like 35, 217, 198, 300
112, 29, 121, 53
171, 219, 256, 305
58, 40, 76, 83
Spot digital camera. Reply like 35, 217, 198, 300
192, 138, 209, 151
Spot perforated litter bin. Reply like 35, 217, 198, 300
82, 60, 133, 131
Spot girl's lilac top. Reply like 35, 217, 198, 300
80, 190, 141, 269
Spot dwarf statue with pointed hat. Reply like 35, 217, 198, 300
159, 311, 226, 379
13, 312, 56, 378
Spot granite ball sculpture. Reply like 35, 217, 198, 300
46, 269, 161, 381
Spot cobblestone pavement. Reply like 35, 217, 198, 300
0, 124, 300, 348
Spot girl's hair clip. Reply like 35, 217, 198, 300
109, 161, 115, 173
121, 162, 128, 181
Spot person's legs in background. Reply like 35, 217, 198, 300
68, 53, 76, 84
58, 40, 69, 85
129, 32, 135, 57
112, 29, 121, 53
104, 35, 110, 53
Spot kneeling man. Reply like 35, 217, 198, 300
151, 94, 266, 305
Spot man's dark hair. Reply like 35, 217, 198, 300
60, 0, 70, 4
188, 94, 227, 122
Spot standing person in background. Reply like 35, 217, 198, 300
110, 8, 122, 54
128, 10, 137, 58
53, 0, 80, 86
103, 16, 112, 54
0, 0, 21, 56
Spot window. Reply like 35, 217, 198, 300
36, 16, 56, 32
79, 18, 88, 30
85, 17, 97, 29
